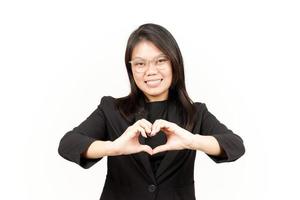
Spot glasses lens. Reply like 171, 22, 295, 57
155, 56, 169, 65
130, 60, 146, 73
130, 56, 169, 73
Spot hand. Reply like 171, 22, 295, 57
112, 119, 153, 155
150, 119, 195, 154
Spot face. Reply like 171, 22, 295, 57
130, 40, 173, 102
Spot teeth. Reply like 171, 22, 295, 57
145, 79, 162, 87
147, 80, 160, 83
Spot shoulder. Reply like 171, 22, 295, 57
95, 96, 120, 118
98, 95, 126, 111
98, 95, 119, 108
98, 95, 133, 123
100, 95, 116, 104
192, 101, 208, 113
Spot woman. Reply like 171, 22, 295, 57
58, 23, 245, 200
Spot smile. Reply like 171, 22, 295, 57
144, 79, 163, 88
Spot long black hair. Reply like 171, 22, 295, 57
115, 23, 197, 132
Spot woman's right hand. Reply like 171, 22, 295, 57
111, 119, 153, 156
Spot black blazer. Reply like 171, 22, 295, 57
58, 96, 245, 200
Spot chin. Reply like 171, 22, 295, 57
145, 88, 168, 97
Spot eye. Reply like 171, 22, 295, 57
135, 62, 145, 67
156, 57, 168, 64
158, 58, 167, 62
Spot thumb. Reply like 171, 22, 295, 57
140, 145, 153, 155
152, 144, 169, 155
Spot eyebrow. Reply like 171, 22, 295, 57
131, 53, 166, 60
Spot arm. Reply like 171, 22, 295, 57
189, 134, 226, 157
195, 103, 245, 163
82, 119, 154, 158
58, 97, 109, 169
81, 140, 115, 159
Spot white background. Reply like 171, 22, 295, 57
1, 0, 299, 199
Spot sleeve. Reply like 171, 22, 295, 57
199, 103, 245, 163
58, 96, 108, 169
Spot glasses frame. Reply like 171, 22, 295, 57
129, 55, 170, 73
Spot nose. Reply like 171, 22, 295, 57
146, 61, 158, 74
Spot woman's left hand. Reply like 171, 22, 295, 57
149, 119, 195, 154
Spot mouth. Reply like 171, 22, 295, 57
144, 79, 163, 88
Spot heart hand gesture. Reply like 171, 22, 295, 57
149, 119, 194, 154
112, 119, 194, 156
112, 119, 153, 155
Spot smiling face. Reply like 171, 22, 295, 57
130, 40, 173, 102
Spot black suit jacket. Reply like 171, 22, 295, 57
58, 96, 245, 200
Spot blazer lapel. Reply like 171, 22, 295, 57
131, 111, 157, 184
102, 99, 156, 183
132, 100, 184, 182
155, 100, 183, 180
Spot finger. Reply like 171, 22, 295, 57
160, 122, 174, 133
158, 119, 171, 128
140, 145, 153, 155
136, 126, 147, 138
131, 125, 146, 138
134, 119, 151, 135
151, 120, 165, 136
139, 119, 152, 135
150, 119, 161, 136
152, 144, 169, 154
141, 118, 153, 128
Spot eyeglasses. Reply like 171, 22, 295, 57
129, 55, 170, 73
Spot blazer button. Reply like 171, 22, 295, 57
148, 184, 156, 192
